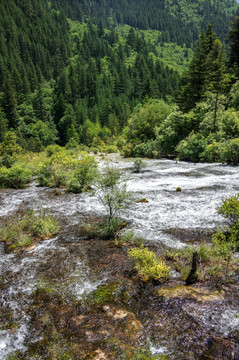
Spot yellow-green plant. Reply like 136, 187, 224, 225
38, 149, 78, 187
68, 154, 99, 192
128, 247, 170, 282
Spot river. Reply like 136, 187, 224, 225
0, 156, 238, 359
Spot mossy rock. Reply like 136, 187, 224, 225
158, 285, 224, 302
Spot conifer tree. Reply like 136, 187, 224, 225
229, 15, 239, 77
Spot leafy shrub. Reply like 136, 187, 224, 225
0, 165, 32, 188
68, 155, 98, 193
200, 141, 225, 162
38, 150, 78, 187
133, 141, 155, 158
105, 145, 118, 153
95, 166, 133, 238
128, 247, 170, 282
217, 194, 239, 226
45, 144, 63, 157
176, 132, 206, 162
222, 138, 239, 164
133, 158, 145, 173
0, 131, 22, 156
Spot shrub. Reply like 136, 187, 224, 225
128, 247, 170, 282
68, 155, 98, 193
105, 145, 118, 154
96, 166, 133, 238
0, 131, 22, 156
200, 141, 225, 162
133, 158, 145, 173
218, 194, 239, 226
222, 138, 239, 165
0, 165, 32, 188
176, 132, 206, 162
45, 144, 63, 157
38, 150, 78, 187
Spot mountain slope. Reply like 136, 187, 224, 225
53, 0, 239, 46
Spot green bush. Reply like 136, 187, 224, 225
0, 165, 32, 188
128, 247, 170, 282
96, 166, 133, 238
222, 138, 239, 164
38, 150, 78, 187
105, 145, 118, 153
218, 194, 239, 226
133, 141, 155, 158
200, 141, 225, 162
45, 144, 63, 157
0, 131, 22, 156
68, 154, 98, 193
176, 132, 206, 162
133, 158, 145, 173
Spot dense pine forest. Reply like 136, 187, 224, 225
1, 0, 239, 164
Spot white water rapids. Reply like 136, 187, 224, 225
0, 156, 238, 358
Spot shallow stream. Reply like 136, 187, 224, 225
0, 156, 239, 359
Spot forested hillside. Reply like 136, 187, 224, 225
54, 0, 238, 46
0, 0, 239, 160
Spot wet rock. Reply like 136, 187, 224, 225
158, 285, 224, 302
186, 251, 198, 285
92, 349, 109, 360
136, 198, 149, 203
0, 241, 6, 255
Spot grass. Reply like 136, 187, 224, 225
168, 242, 239, 283
0, 209, 60, 250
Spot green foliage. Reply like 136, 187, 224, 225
155, 110, 195, 156
222, 138, 239, 165
24, 209, 60, 238
176, 133, 206, 162
38, 149, 78, 187
0, 210, 59, 249
0, 131, 22, 156
68, 154, 99, 193
127, 100, 174, 143
0, 165, 32, 188
128, 247, 170, 282
228, 81, 239, 109
218, 194, 239, 226
133, 158, 145, 173
115, 230, 145, 247
96, 166, 133, 237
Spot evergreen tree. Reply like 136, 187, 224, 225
229, 15, 239, 77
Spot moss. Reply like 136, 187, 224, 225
86, 283, 120, 305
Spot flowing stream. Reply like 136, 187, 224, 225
0, 156, 238, 359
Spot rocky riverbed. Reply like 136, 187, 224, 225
0, 155, 239, 359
